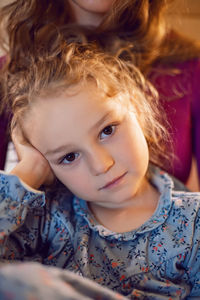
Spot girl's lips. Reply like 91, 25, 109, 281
99, 172, 127, 190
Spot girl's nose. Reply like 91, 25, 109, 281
88, 146, 114, 176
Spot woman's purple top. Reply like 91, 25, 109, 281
0, 58, 200, 183
149, 58, 200, 183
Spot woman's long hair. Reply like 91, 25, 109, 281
0, 0, 200, 73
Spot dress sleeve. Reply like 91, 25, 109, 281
185, 203, 200, 297
192, 59, 200, 185
0, 171, 45, 260
0, 171, 75, 266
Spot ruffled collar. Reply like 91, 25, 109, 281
73, 166, 174, 241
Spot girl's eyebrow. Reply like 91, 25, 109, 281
90, 111, 113, 132
44, 111, 113, 157
44, 144, 74, 157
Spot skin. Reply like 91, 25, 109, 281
12, 84, 158, 232
11, 83, 159, 232
68, 0, 115, 27
11, 127, 54, 189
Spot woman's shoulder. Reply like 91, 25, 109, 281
148, 58, 200, 103
157, 57, 200, 72
150, 57, 200, 80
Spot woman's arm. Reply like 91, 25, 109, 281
192, 59, 200, 190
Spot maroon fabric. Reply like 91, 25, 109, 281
149, 59, 200, 183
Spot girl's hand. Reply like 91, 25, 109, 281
10, 127, 55, 189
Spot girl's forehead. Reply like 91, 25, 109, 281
23, 85, 132, 154
28, 84, 129, 126
24, 82, 134, 135
35, 81, 129, 106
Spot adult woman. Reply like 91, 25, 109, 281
0, 0, 200, 189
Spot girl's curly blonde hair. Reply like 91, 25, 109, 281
1, 39, 170, 168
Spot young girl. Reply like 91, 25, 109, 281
0, 41, 200, 299
0, 0, 200, 189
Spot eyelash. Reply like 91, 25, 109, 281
59, 152, 80, 165
99, 124, 117, 140
59, 123, 118, 165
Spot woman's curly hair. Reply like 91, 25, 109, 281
0, 0, 200, 74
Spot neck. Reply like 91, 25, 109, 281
68, 0, 105, 27
89, 179, 160, 233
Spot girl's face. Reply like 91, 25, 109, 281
68, 0, 115, 26
25, 84, 149, 209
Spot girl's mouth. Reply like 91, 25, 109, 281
99, 172, 127, 190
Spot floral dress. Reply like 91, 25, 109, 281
0, 166, 200, 299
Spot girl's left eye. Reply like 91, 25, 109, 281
100, 125, 116, 140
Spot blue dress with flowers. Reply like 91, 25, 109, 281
0, 166, 200, 299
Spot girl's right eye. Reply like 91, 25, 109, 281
60, 152, 79, 164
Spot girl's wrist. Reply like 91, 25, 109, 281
10, 159, 50, 189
